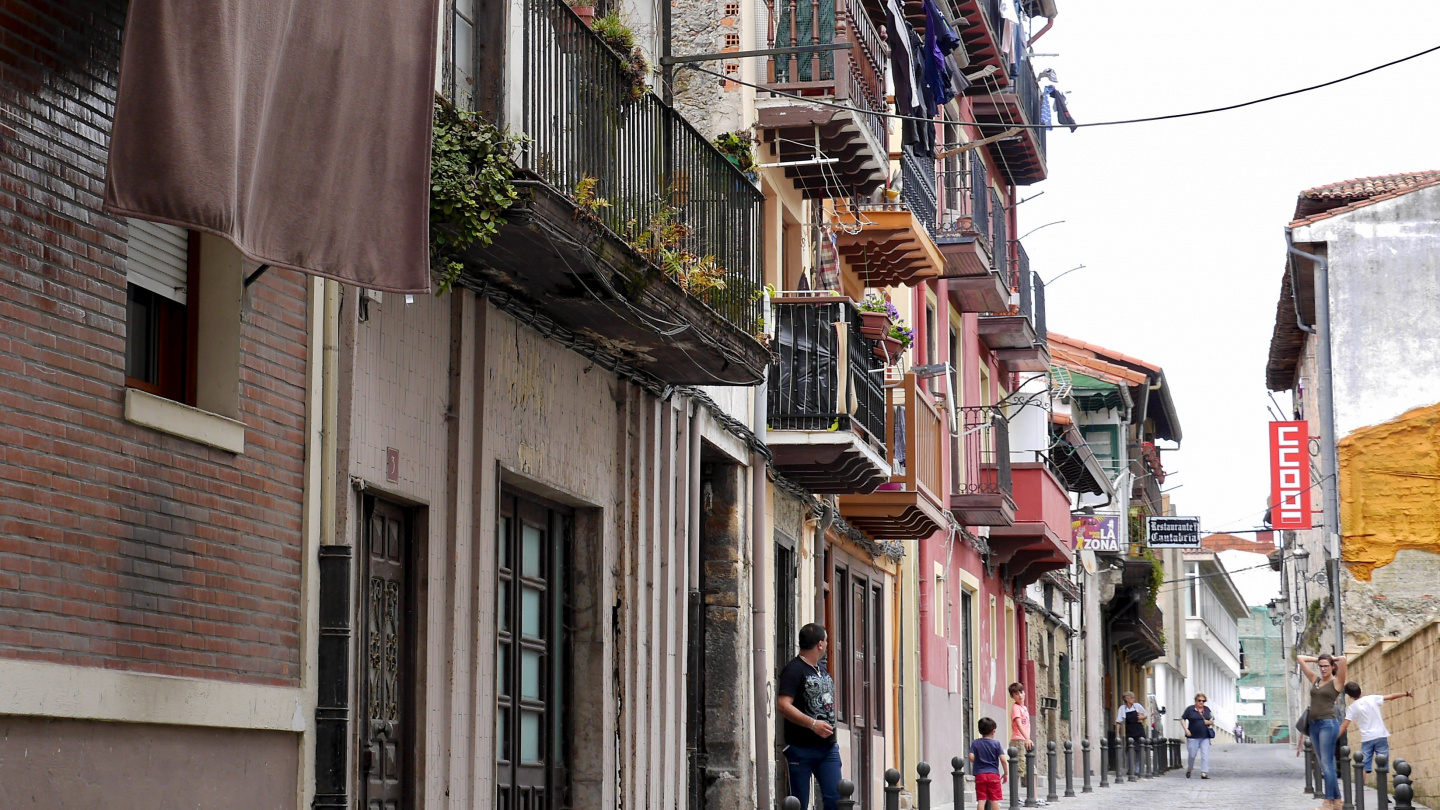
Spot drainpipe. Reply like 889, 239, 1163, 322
320, 279, 341, 546
1027, 18, 1055, 48
1284, 228, 1344, 660
752, 296, 772, 808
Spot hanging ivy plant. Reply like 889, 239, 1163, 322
429, 98, 529, 293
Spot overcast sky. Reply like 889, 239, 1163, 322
1019, 2, 1440, 549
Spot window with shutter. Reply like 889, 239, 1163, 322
124, 220, 192, 401
126, 219, 189, 303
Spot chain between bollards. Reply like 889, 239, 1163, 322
1009, 746, 1022, 810
1064, 740, 1076, 797
838, 778, 857, 810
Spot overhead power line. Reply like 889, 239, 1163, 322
681, 43, 1440, 130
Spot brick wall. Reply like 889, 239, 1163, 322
0, 0, 308, 685
1343, 620, 1440, 803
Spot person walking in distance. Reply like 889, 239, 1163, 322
778, 623, 842, 810
971, 717, 1008, 810
1181, 692, 1215, 778
1338, 681, 1413, 775
1114, 691, 1147, 777
1297, 653, 1347, 810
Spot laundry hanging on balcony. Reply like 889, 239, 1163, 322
885, 0, 922, 118
104, 0, 443, 293
922, 0, 962, 106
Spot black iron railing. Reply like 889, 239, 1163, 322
1033, 272, 1047, 344
768, 0, 888, 150
955, 405, 1013, 498
1016, 241, 1032, 324
902, 150, 938, 236
767, 299, 887, 453
519, 0, 764, 331
1012, 50, 1047, 160
990, 189, 1007, 281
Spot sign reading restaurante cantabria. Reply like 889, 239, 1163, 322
1146, 516, 1202, 548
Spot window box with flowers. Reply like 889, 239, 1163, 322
875, 319, 913, 362
857, 293, 898, 341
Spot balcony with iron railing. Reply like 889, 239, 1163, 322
988, 445, 1074, 587
838, 373, 948, 540
766, 295, 892, 494
950, 405, 1016, 526
935, 155, 1010, 312
978, 241, 1050, 372
458, 0, 769, 385
756, 0, 889, 198
831, 150, 945, 290
971, 48, 1048, 185
948, 0, 1008, 87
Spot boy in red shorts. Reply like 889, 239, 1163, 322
970, 716, 1007, 810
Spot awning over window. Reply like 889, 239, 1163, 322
104, 0, 442, 293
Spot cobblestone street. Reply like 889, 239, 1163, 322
1011, 744, 1428, 810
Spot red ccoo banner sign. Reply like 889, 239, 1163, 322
1270, 421, 1312, 530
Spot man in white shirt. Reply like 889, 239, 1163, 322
1338, 681, 1413, 773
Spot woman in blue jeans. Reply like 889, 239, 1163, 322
1298, 652, 1347, 810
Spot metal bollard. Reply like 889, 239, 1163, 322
1342, 745, 1354, 810
1353, 751, 1366, 810
1065, 740, 1076, 797
838, 778, 858, 810
1025, 745, 1038, 807
1305, 738, 1316, 795
1082, 739, 1094, 793
783, 799, 802, 810
1127, 737, 1137, 782
885, 768, 903, 810
1375, 753, 1390, 810
1009, 747, 1022, 810
1139, 738, 1148, 778
1098, 738, 1109, 789
918, 761, 932, 810
1047, 741, 1059, 802
1393, 761, 1414, 810
953, 756, 967, 810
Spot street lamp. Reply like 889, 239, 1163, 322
1293, 547, 1310, 575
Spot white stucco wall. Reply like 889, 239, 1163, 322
1292, 183, 1440, 438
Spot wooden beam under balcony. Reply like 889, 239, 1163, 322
832, 209, 944, 288
457, 182, 771, 386
950, 488, 1016, 526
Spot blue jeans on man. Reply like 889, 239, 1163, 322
1362, 737, 1389, 773
786, 744, 842, 810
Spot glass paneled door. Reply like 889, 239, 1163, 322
497, 491, 571, 809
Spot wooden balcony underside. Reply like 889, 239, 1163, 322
757, 104, 887, 198
768, 433, 891, 494
837, 490, 947, 540
833, 210, 944, 288
949, 489, 1016, 527
976, 314, 1036, 350
972, 96, 1047, 185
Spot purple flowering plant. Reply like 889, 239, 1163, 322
858, 292, 900, 322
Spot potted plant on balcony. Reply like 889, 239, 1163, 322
567, 0, 597, 25
712, 130, 758, 183
592, 13, 651, 102
857, 293, 898, 340
874, 318, 912, 362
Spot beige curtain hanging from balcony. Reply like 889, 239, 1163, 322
104, 0, 442, 293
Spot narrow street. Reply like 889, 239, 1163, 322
1034, 745, 1425, 810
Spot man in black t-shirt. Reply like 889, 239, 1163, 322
778, 623, 841, 810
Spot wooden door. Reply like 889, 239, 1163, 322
361, 498, 412, 810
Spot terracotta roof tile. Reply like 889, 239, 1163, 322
1047, 332, 1161, 374
1291, 170, 1440, 225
